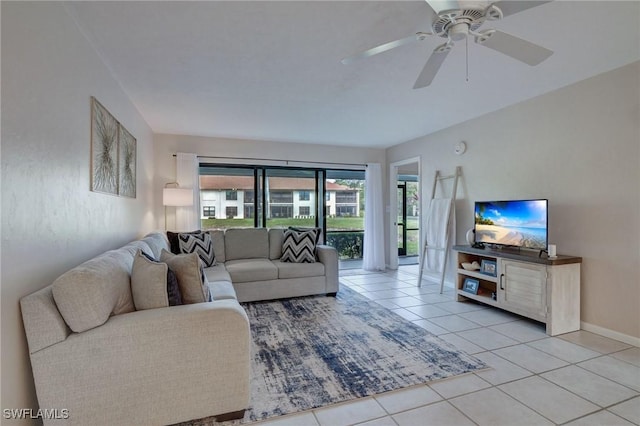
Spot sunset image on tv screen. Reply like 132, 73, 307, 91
474, 200, 547, 249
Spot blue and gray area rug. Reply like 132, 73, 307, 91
195, 286, 486, 424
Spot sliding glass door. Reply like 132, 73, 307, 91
325, 170, 365, 261
264, 168, 321, 229
199, 164, 365, 261
199, 166, 258, 229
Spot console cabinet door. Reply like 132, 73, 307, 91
500, 260, 546, 322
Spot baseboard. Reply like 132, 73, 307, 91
581, 321, 640, 347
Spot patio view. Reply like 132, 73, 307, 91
199, 166, 366, 261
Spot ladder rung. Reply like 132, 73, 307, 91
437, 174, 457, 180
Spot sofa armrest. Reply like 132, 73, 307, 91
316, 244, 339, 294
29, 300, 250, 425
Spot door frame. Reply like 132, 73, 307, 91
389, 157, 421, 270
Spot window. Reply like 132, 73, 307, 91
270, 205, 292, 218
200, 166, 256, 229
325, 170, 365, 261
265, 169, 317, 229
269, 191, 293, 203
336, 206, 357, 217
244, 205, 254, 218
199, 165, 366, 264
299, 206, 310, 216
336, 191, 357, 203
203, 206, 216, 217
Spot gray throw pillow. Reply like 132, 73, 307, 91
160, 249, 210, 304
131, 250, 170, 310
139, 251, 182, 306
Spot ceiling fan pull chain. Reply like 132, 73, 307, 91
465, 35, 469, 82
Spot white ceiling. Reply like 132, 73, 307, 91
66, 1, 640, 148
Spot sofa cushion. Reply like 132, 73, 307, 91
131, 250, 171, 310
52, 249, 135, 333
204, 263, 231, 284
269, 228, 285, 260
273, 260, 326, 279
207, 281, 237, 301
141, 232, 170, 259
281, 228, 317, 263
208, 230, 226, 263
225, 228, 268, 261
160, 249, 209, 304
178, 232, 215, 267
225, 259, 278, 283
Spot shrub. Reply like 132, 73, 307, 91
326, 232, 363, 260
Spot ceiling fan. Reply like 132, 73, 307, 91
341, 0, 553, 89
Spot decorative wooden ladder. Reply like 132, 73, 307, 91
417, 166, 461, 293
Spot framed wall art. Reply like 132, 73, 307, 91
91, 97, 118, 195
118, 124, 136, 198
90, 97, 136, 198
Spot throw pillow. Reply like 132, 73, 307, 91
281, 228, 317, 263
288, 226, 322, 244
131, 250, 170, 310
140, 251, 182, 306
160, 249, 210, 304
167, 230, 202, 254
178, 232, 215, 267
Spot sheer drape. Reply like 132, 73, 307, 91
175, 152, 200, 231
363, 163, 385, 271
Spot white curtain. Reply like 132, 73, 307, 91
363, 163, 385, 271
175, 152, 200, 231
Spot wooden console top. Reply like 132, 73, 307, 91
452, 245, 582, 266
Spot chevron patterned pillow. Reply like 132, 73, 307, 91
281, 228, 317, 263
178, 232, 215, 267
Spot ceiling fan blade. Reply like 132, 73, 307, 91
341, 34, 421, 65
475, 29, 552, 65
413, 44, 452, 89
493, 1, 552, 17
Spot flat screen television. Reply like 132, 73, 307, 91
474, 199, 548, 250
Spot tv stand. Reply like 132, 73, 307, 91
453, 245, 582, 336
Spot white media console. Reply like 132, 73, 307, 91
453, 245, 582, 336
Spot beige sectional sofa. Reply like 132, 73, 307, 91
20, 228, 339, 425
206, 227, 339, 302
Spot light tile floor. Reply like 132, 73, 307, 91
257, 266, 640, 426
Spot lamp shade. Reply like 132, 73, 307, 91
163, 188, 193, 206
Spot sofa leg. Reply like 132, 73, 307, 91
327, 292, 337, 297
215, 409, 245, 422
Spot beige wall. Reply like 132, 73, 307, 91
153, 134, 387, 230
1, 2, 156, 417
387, 61, 640, 342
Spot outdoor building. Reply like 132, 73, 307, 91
199, 176, 360, 220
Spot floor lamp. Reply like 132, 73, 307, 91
163, 182, 194, 230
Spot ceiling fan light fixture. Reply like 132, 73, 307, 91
449, 22, 470, 41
